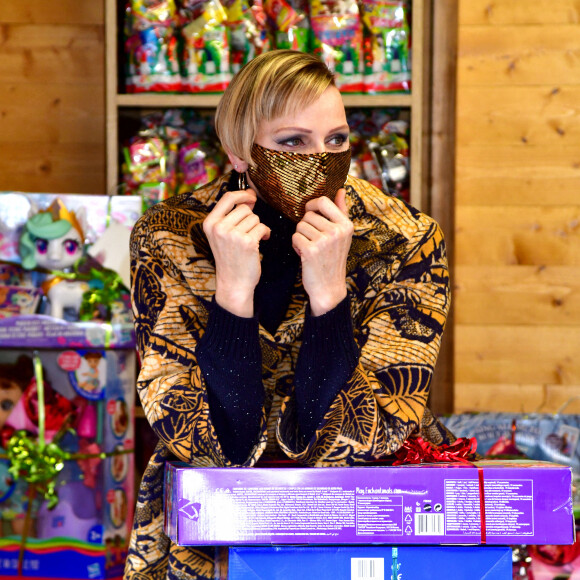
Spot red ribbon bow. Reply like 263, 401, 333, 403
392, 436, 478, 465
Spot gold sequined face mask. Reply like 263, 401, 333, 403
247, 144, 351, 222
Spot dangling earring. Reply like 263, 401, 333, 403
238, 171, 248, 190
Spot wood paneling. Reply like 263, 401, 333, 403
457, 86, 580, 147
455, 325, 580, 384
0, 1, 105, 193
2, 1, 103, 25
455, 206, 580, 266
455, 0, 580, 414
454, 383, 580, 414
460, 1, 580, 26
454, 266, 580, 325
427, 0, 458, 414
457, 26, 580, 87
0, 143, 105, 194
0, 85, 104, 144
455, 146, 580, 206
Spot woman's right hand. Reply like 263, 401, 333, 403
203, 189, 270, 317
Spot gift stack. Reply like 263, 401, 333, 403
163, 441, 575, 579
0, 192, 141, 579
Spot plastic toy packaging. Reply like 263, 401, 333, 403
0, 348, 136, 578
129, 0, 177, 30
360, 0, 411, 93
122, 133, 176, 207
125, 0, 182, 92
125, 26, 182, 92
310, 0, 363, 92
347, 109, 410, 201
263, 0, 310, 52
181, 0, 232, 92
121, 109, 227, 204
225, 0, 271, 74
11, 199, 134, 323
177, 141, 222, 194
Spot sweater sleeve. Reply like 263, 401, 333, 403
195, 300, 265, 464
294, 296, 359, 442
130, 192, 268, 468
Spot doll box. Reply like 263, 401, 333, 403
0, 314, 135, 349
0, 348, 135, 579
0, 192, 142, 265
164, 460, 574, 547
0, 192, 141, 346
225, 546, 513, 580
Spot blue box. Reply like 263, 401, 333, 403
226, 546, 513, 580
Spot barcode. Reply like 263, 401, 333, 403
415, 513, 445, 535
351, 558, 384, 580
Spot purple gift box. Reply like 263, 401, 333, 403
164, 459, 574, 547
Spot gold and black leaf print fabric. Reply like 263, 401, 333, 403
124, 173, 453, 580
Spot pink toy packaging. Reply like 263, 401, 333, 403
0, 192, 141, 343
0, 192, 140, 578
0, 348, 136, 579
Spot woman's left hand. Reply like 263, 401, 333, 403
292, 188, 353, 316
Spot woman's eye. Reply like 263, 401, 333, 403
35, 239, 49, 254
279, 137, 303, 148
328, 134, 348, 147
64, 239, 80, 255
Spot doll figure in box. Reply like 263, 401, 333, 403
0, 355, 35, 536
18, 199, 89, 320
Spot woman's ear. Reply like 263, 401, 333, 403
226, 151, 249, 173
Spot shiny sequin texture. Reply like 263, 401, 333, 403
248, 144, 351, 222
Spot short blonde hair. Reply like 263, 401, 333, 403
215, 50, 336, 165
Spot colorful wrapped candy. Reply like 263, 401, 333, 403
125, 22, 181, 93
181, 0, 232, 92
360, 0, 411, 93
122, 134, 175, 207
225, 0, 271, 74
310, 0, 363, 92
177, 141, 223, 194
264, 0, 310, 52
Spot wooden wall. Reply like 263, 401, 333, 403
454, 0, 580, 413
0, 1, 105, 194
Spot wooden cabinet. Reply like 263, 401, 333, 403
104, 0, 433, 211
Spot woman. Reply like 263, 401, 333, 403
125, 49, 454, 580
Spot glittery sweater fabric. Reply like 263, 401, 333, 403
124, 173, 454, 580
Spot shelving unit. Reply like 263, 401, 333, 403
105, 0, 431, 210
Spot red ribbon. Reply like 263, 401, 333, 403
392, 435, 486, 544
392, 436, 478, 465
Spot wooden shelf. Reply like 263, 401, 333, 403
116, 93, 413, 109
106, 0, 431, 209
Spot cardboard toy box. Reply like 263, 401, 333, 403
165, 460, 574, 547
0, 348, 136, 579
0, 191, 141, 348
225, 545, 513, 580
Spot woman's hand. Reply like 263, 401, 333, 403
203, 189, 270, 317
292, 188, 353, 316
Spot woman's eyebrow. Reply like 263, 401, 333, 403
273, 124, 350, 134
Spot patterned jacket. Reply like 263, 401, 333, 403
124, 173, 453, 579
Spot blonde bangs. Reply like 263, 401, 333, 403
215, 51, 335, 165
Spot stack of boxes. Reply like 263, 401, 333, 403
164, 459, 575, 579
0, 193, 141, 579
